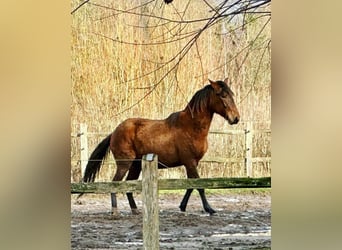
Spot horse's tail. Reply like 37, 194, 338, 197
83, 134, 112, 182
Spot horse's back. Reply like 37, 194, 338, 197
110, 118, 179, 162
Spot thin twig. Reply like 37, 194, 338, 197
71, 0, 90, 15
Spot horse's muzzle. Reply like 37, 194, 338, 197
232, 116, 239, 124
226, 114, 239, 125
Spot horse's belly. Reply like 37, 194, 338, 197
157, 160, 182, 169
151, 148, 180, 168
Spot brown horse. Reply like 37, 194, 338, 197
83, 78, 240, 215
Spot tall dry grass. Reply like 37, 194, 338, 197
71, 0, 271, 182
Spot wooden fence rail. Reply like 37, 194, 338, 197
71, 177, 271, 193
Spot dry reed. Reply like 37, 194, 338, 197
71, 0, 271, 182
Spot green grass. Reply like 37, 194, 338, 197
159, 188, 271, 196
71, 188, 271, 198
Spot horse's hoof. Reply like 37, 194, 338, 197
111, 214, 120, 220
179, 205, 186, 212
206, 208, 217, 215
131, 209, 140, 215
112, 208, 120, 218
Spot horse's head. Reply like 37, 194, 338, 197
209, 78, 240, 125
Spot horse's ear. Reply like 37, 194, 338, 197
223, 77, 231, 87
209, 79, 221, 94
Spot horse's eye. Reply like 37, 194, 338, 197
221, 92, 228, 98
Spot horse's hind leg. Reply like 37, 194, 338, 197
125, 160, 141, 215
111, 160, 132, 216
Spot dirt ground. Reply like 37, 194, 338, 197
71, 191, 271, 249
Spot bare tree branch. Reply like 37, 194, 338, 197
72, 0, 271, 114
71, 0, 90, 15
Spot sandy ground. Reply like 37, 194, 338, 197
71, 191, 271, 249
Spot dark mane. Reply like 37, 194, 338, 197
165, 85, 213, 126
187, 85, 213, 113
165, 111, 180, 126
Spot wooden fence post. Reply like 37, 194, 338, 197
79, 123, 88, 179
142, 154, 159, 250
245, 122, 253, 177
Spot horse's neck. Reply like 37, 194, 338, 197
183, 108, 213, 136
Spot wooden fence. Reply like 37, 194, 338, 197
71, 154, 271, 250
71, 176, 271, 193
72, 122, 271, 249
73, 122, 271, 178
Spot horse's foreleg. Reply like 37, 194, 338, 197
179, 189, 193, 212
125, 161, 141, 215
182, 165, 216, 214
197, 188, 216, 215
179, 165, 198, 212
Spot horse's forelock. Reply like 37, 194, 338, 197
217, 80, 235, 96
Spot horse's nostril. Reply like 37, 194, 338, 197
234, 117, 239, 124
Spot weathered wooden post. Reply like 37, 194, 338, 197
245, 122, 253, 177
142, 153, 159, 250
79, 123, 88, 178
